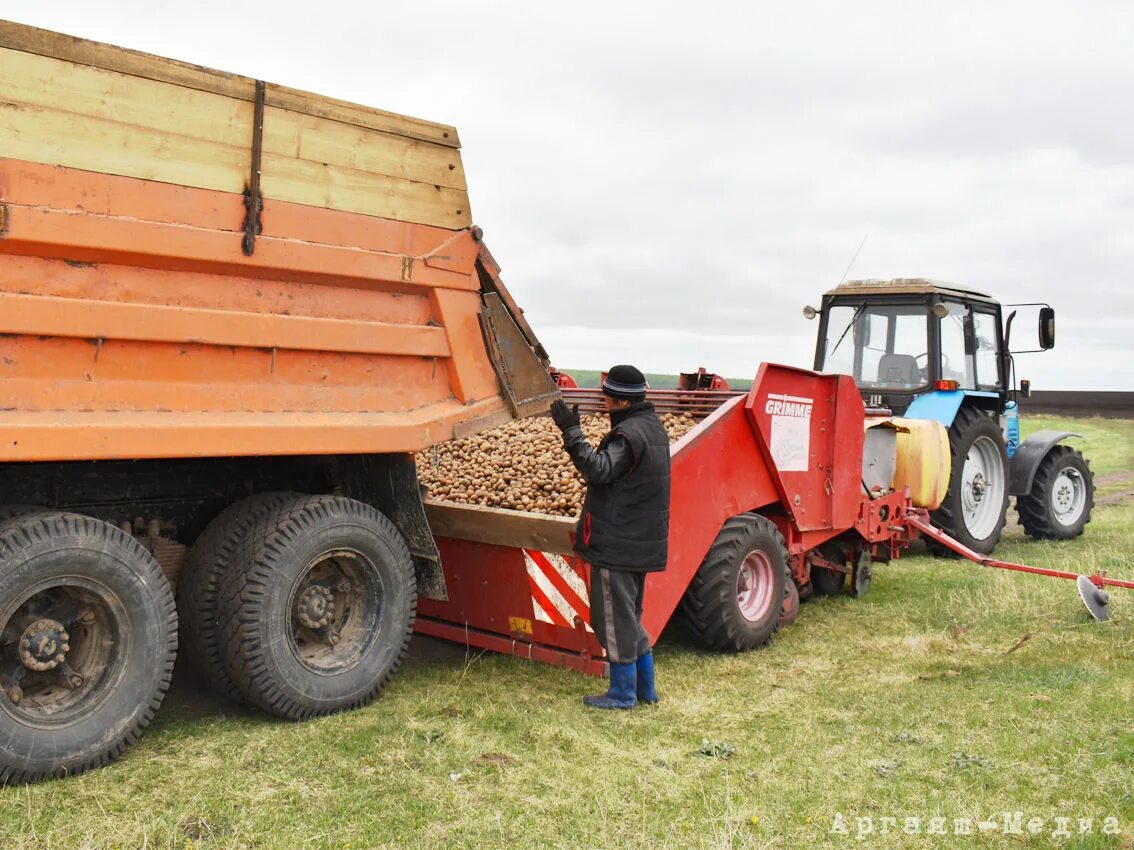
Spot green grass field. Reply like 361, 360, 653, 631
1, 417, 1132, 849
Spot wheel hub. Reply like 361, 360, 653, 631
295, 586, 335, 630
735, 551, 776, 623
970, 473, 986, 502
18, 618, 71, 672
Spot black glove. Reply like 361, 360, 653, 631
549, 399, 580, 432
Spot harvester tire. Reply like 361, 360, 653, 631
177, 492, 299, 703
680, 514, 787, 652
930, 406, 1008, 555
0, 512, 176, 784
217, 495, 416, 720
1017, 446, 1094, 540
810, 565, 846, 596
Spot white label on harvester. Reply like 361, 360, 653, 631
765, 393, 813, 471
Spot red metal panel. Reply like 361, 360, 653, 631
743, 363, 864, 533
418, 537, 605, 658
639, 395, 781, 638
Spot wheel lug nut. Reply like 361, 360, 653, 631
4, 685, 21, 705
61, 643, 70, 654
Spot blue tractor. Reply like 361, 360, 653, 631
807, 279, 1094, 555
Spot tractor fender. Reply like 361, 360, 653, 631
904, 390, 965, 427
1009, 430, 1080, 496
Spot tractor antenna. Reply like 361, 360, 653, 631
838, 234, 869, 285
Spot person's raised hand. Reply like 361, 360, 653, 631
549, 399, 580, 432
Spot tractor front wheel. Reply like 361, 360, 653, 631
930, 406, 1009, 555
1017, 446, 1094, 540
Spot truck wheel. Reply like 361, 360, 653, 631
177, 492, 298, 703
1017, 446, 1094, 540
0, 513, 177, 783
930, 406, 1008, 555
0, 505, 48, 524
217, 496, 416, 720
680, 514, 787, 652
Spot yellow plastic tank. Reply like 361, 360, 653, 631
891, 417, 951, 510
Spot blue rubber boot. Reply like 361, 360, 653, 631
583, 661, 637, 710
636, 651, 659, 704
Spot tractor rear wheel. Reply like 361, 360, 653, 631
680, 514, 787, 651
217, 495, 416, 720
0, 512, 176, 783
930, 406, 1008, 555
1017, 446, 1094, 540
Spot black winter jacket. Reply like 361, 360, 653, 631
562, 401, 671, 572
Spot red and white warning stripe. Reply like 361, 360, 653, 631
523, 550, 592, 631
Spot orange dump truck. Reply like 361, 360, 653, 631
0, 22, 554, 782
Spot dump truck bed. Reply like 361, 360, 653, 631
0, 23, 553, 462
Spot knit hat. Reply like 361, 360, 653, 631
602, 364, 648, 401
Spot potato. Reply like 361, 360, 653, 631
416, 411, 697, 517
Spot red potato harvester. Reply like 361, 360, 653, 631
421, 362, 1127, 674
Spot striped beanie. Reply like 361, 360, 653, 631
602, 364, 648, 401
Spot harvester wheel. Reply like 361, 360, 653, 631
1017, 446, 1094, 540
680, 514, 787, 652
217, 495, 416, 720
930, 406, 1008, 555
0, 512, 176, 784
810, 565, 846, 596
177, 492, 299, 703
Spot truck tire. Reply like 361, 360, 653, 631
930, 406, 1008, 555
0, 504, 48, 524
217, 495, 416, 720
680, 514, 787, 652
177, 492, 298, 703
1017, 446, 1094, 540
0, 512, 177, 783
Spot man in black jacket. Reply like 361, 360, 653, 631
549, 364, 671, 710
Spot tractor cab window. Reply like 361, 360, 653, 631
972, 310, 1002, 389
938, 303, 1002, 390
938, 303, 973, 388
820, 303, 929, 389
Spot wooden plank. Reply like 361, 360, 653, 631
0, 101, 471, 228
0, 201, 480, 293
261, 155, 471, 231
0, 99, 249, 193
265, 105, 467, 192
0, 292, 452, 358
0, 20, 460, 147
0, 48, 467, 190
424, 499, 577, 555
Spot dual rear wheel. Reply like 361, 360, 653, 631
0, 494, 415, 783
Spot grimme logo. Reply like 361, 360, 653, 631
765, 393, 814, 418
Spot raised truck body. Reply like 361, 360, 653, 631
0, 22, 552, 782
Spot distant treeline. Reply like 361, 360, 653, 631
562, 369, 754, 391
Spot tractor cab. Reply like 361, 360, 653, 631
805, 279, 1085, 557
811, 279, 1011, 416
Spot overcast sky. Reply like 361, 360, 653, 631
8, 1, 1133, 389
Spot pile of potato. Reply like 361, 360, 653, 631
417, 412, 697, 517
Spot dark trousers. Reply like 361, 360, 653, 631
589, 567, 651, 664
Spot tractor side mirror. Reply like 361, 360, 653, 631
1038, 307, 1055, 349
